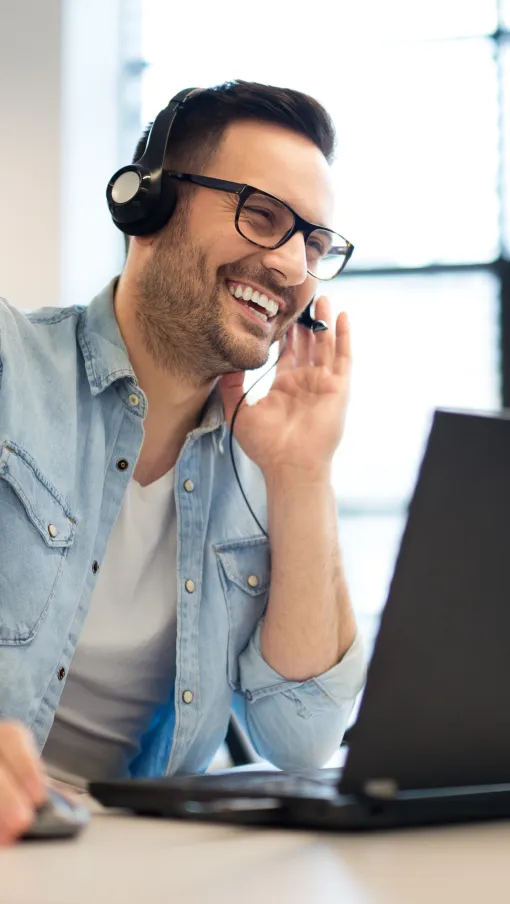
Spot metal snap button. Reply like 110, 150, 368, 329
128, 393, 139, 407
185, 579, 195, 593
48, 524, 58, 538
58, 667, 66, 681
182, 690, 194, 704
247, 574, 259, 588
183, 479, 194, 492
92, 561, 99, 574
116, 458, 129, 471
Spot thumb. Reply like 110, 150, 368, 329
219, 372, 246, 428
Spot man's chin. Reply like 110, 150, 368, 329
220, 344, 272, 375
221, 350, 271, 374
216, 324, 274, 372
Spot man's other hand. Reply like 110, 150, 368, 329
0, 720, 47, 845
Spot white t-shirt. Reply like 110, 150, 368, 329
43, 469, 178, 785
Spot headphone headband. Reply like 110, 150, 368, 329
106, 87, 201, 235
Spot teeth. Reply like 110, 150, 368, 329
251, 308, 268, 322
259, 294, 278, 317
228, 282, 279, 318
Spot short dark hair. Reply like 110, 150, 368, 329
123, 81, 336, 253
132, 79, 337, 171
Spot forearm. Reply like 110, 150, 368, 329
261, 465, 356, 681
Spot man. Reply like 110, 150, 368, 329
0, 80, 365, 844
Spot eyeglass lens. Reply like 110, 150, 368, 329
237, 192, 349, 279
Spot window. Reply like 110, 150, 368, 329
131, 1, 506, 661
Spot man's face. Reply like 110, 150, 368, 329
135, 119, 335, 381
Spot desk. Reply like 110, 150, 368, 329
1, 812, 509, 904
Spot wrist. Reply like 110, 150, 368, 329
263, 462, 333, 492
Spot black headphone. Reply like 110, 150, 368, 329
106, 87, 327, 332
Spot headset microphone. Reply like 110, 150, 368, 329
297, 299, 328, 332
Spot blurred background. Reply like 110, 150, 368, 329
0, 0, 507, 666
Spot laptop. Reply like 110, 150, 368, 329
90, 409, 510, 830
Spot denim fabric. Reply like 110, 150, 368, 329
0, 280, 365, 777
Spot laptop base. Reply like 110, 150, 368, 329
90, 773, 510, 831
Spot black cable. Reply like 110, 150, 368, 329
228, 340, 288, 538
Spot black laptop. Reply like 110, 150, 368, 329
90, 409, 510, 830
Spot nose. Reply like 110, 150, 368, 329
258, 231, 309, 287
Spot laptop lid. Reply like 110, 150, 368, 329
340, 409, 510, 797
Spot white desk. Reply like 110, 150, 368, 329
1, 812, 509, 904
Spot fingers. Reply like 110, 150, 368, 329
0, 721, 46, 846
333, 310, 351, 377
0, 722, 46, 803
295, 320, 313, 366
281, 298, 350, 375
312, 296, 334, 369
0, 768, 33, 846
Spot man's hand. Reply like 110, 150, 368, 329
220, 296, 350, 477
220, 295, 357, 680
0, 721, 47, 845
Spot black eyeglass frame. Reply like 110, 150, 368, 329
168, 171, 354, 279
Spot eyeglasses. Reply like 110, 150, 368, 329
168, 172, 354, 281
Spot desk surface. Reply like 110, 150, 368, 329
1, 812, 510, 904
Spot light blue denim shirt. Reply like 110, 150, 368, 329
0, 280, 365, 777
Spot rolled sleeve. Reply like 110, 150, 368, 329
234, 623, 366, 771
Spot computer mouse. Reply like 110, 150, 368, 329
20, 787, 90, 841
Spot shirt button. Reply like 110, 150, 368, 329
183, 479, 194, 492
182, 690, 194, 704
58, 667, 66, 681
48, 524, 58, 538
116, 458, 129, 471
128, 393, 140, 407
185, 579, 195, 593
92, 560, 99, 574
247, 574, 259, 588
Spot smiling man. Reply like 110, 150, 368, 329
0, 81, 365, 844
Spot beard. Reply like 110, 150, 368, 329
135, 214, 291, 386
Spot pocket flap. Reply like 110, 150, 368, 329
215, 536, 270, 596
0, 442, 75, 547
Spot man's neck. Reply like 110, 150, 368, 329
114, 273, 217, 487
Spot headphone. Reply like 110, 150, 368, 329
106, 87, 327, 333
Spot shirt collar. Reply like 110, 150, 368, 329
198, 382, 226, 433
78, 278, 227, 435
78, 278, 134, 395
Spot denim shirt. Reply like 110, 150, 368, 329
0, 280, 365, 777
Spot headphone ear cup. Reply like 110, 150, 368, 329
124, 172, 178, 237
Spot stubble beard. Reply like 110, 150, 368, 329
135, 218, 277, 386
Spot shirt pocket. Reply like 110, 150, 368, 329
215, 536, 270, 690
0, 441, 76, 645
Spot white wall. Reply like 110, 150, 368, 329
0, 0, 134, 311
0, 0, 62, 309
